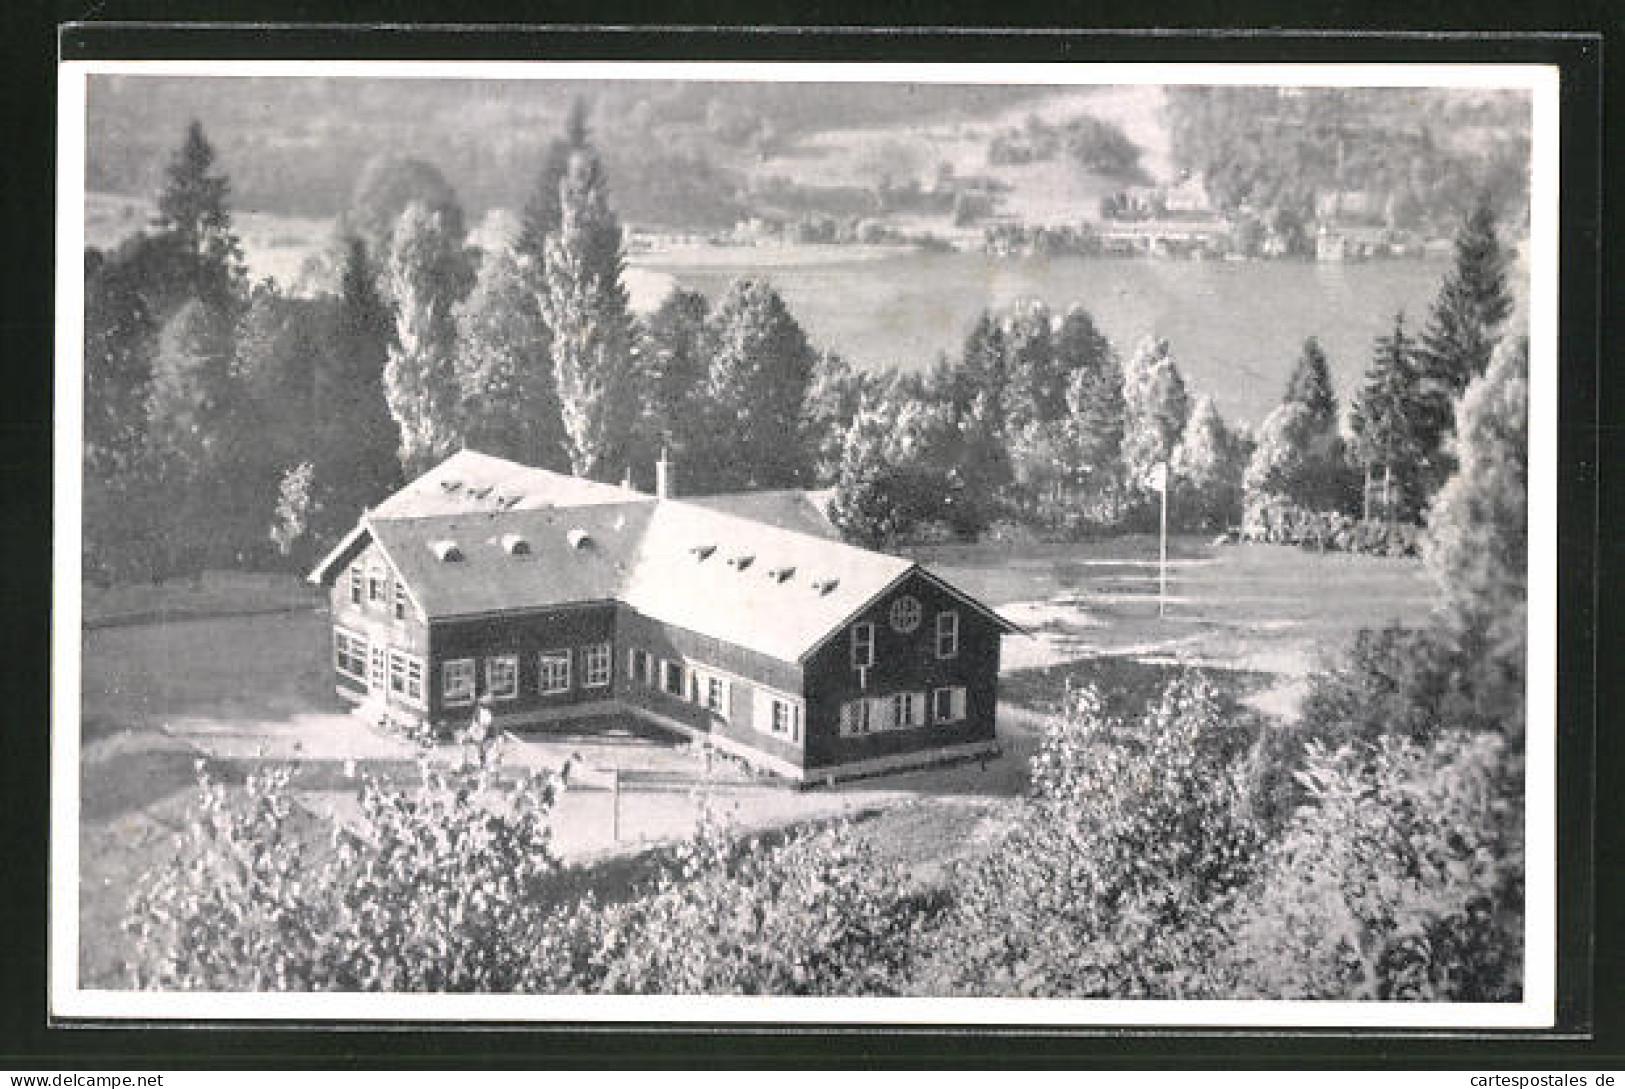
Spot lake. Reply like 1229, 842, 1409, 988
631, 249, 1471, 429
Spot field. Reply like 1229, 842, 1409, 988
75, 536, 1434, 989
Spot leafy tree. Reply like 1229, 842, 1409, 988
539, 146, 637, 479
1414, 199, 1516, 495
340, 156, 467, 284
1172, 395, 1244, 531
1120, 336, 1190, 491
1424, 337, 1528, 738
802, 349, 873, 488
1350, 313, 1427, 521
153, 120, 245, 312
1059, 312, 1127, 505
1000, 299, 1061, 430
1227, 731, 1522, 1001
83, 245, 160, 479
383, 202, 475, 475
453, 246, 567, 471
923, 677, 1261, 998
698, 279, 817, 491
269, 461, 318, 560
636, 287, 714, 479
827, 404, 916, 548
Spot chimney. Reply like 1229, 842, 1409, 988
656, 448, 675, 500
622, 465, 635, 492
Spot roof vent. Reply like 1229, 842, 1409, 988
567, 528, 592, 550
502, 494, 524, 509
429, 539, 464, 563
767, 565, 795, 583
810, 577, 839, 595
469, 484, 493, 500
500, 533, 531, 556
689, 543, 717, 560
439, 479, 462, 493
726, 552, 754, 571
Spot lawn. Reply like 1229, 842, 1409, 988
75, 537, 1435, 988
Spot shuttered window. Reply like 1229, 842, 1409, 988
851, 622, 876, 668
936, 610, 960, 659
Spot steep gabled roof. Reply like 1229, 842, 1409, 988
620, 500, 916, 663
681, 488, 841, 541
311, 452, 1017, 663
372, 449, 644, 520
365, 502, 655, 619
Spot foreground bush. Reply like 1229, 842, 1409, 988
1225, 731, 1523, 1000
918, 677, 1262, 998
1241, 498, 1421, 556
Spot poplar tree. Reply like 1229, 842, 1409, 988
539, 145, 636, 479
383, 202, 474, 475
1121, 336, 1191, 491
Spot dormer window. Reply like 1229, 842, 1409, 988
428, 540, 463, 563
851, 622, 875, 669
767, 565, 795, 583
810, 577, 839, 596
689, 543, 717, 560
727, 553, 754, 571
567, 528, 593, 550
500, 533, 531, 556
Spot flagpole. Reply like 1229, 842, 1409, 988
1158, 460, 1169, 619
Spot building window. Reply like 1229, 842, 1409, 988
933, 686, 968, 724
936, 610, 960, 659
369, 645, 387, 692
486, 655, 519, 701
661, 660, 686, 697
867, 695, 897, 732
442, 658, 476, 707
368, 568, 385, 606
889, 595, 922, 634
838, 699, 871, 737
349, 567, 362, 605
393, 582, 407, 620
333, 628, 368, 682
538, 651, 571, 695
388, 649, 424, 706
851, 622, 876, 669
891, 691, 926, 729
770, 698, 800, 743
628, 648, 653, 686
701, 674, 729, 718
582, 642, 612, 688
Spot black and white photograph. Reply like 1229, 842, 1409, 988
52, 57, 1560, 1027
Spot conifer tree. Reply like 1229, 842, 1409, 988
1058, 307, 1126, 493
1350, 313, 1426, 521
315, 237, 403, 534
539, 143, 636, 480
959, 311, 1008, 427
517, 100, 590, 270
638, 288, 714, 479
1173, 395, 1243, 530
1284, 336, 1339, 433
1414, 199, 1515, 493
1001, 299, 1061, 430
154, 120, 245, 312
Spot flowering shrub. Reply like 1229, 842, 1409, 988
919, 676, 1262, 998
1224, 731, 1522, 1000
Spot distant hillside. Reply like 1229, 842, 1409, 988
1162, 86, 1531, 233
85, 76, 1057, 228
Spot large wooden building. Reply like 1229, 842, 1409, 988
310, 450, 1017, 783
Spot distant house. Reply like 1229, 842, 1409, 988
309, 450, 1017, 783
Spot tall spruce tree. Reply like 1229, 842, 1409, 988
539, 140, 636, 480
383, 202, 475, 475
700, 279, 817, 492
1350, 312, 1426, 522
1284, 336, 1339, 433
959, 311, 1008, 428
1002, 299, 1062, 430
1057, 306, 1126, 493
1414, 199, 1515, 494
154, 120, 245, 312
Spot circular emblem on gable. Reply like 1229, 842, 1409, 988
889, 595, 922, 633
